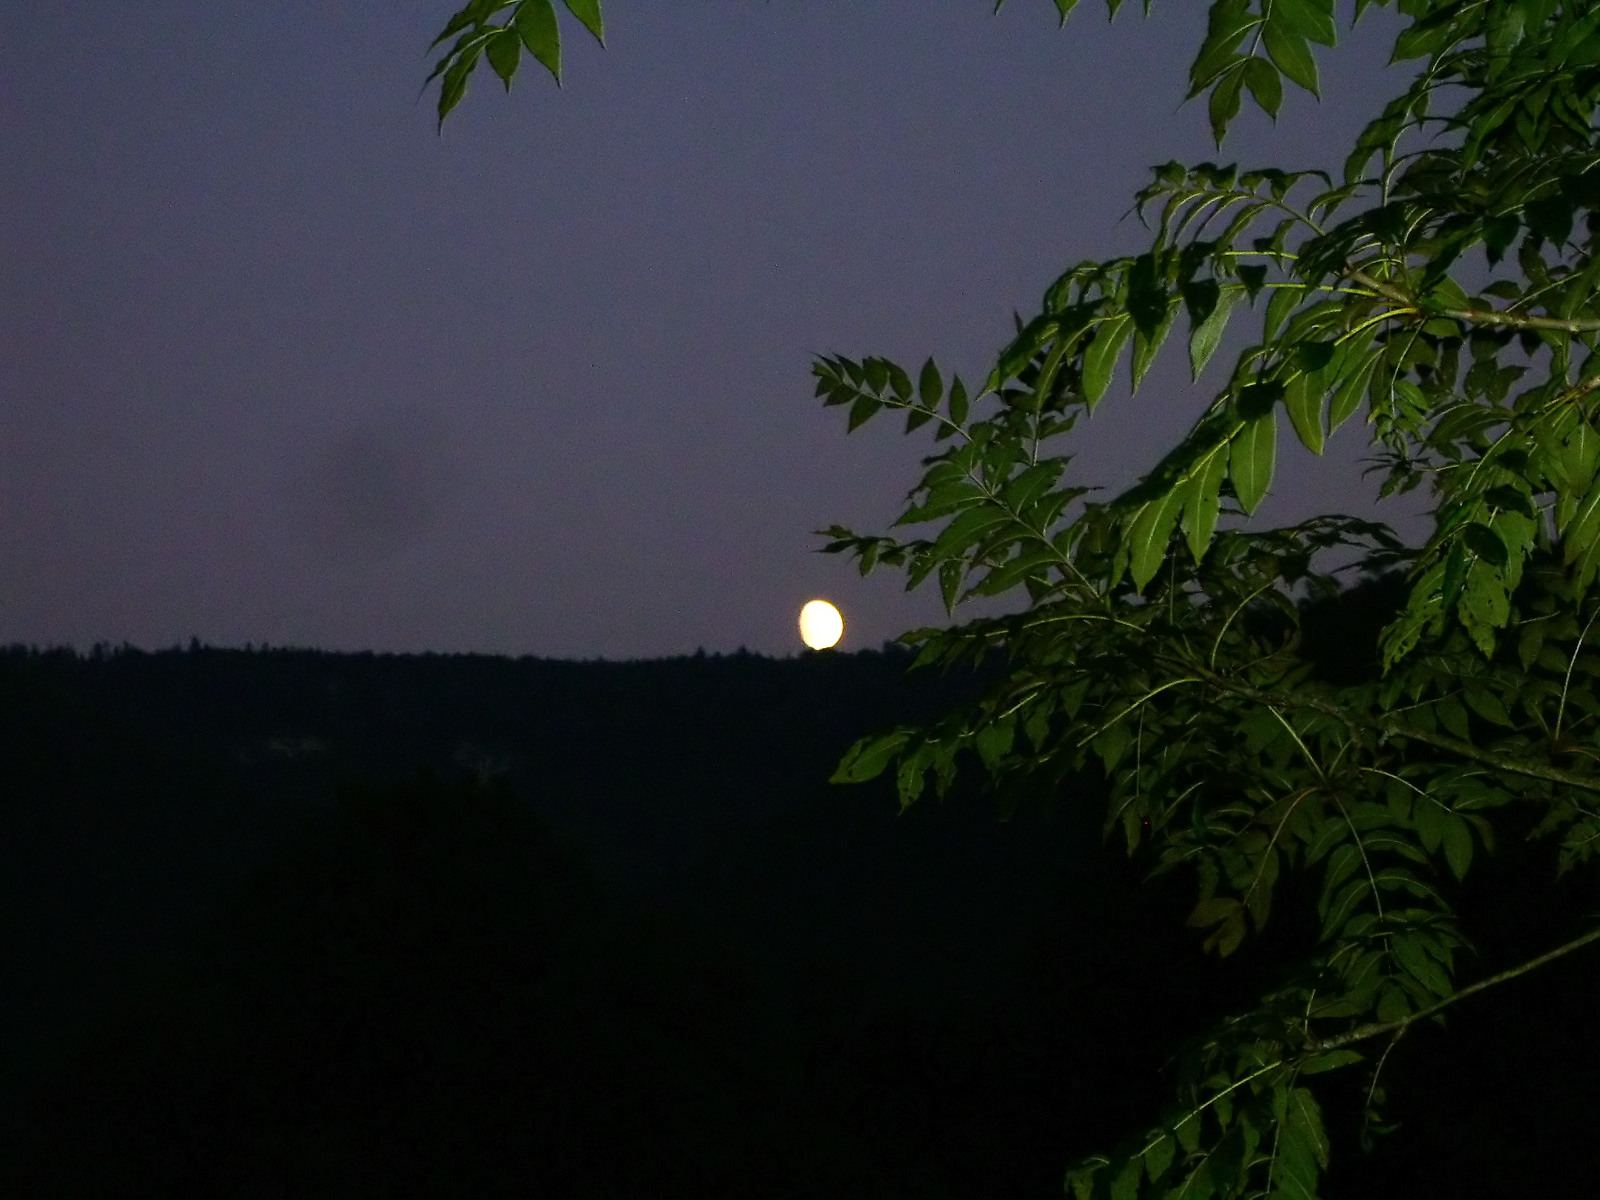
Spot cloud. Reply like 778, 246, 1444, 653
283, 407, 462, 563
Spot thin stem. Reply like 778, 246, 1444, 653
1306, 923, 1600, 1053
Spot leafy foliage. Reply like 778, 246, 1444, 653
425, 0, 605, 126
429, 0, 1600, 1194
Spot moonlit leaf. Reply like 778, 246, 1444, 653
1230, 409, 1277, 513
1128, 489, 1185, 589
1189, 285, 1244, 379
1084, 314, 1133, 409
1284, 372, 1325, 455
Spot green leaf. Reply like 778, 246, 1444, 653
1393, 933, 1453, 996
1208, 63, 1246, 143
830, 731, 909, 783
1190, 0, 1257, 93
975, 718, 1016, 770
516, 0, 561, 80
1110, 1156, 1142, 1200
1131, 300, 1178, 392
1189, 285, 1244, 380
1441, 814, 1474, 880
1295, 340, 1336, 371
1128, 488, 1186, 589
1187, 895, 1243, 929
918, 358, 942, 408
1181, 448, 1230, 561
887, 360, 914, 402
1243, 54, 1284, 118
1299, 1048, 1363, 1075
437, 50, 481, 126
1230, 410, 1278, 514
1562, 474, 1600, 556
562, 0, 606, 44
1328, 346, 1380, 434
1083, 315, 1133, 410
1265, 285, 1302, 342
948, 376, 970, 426
847, 395, 881, 432
1273, 0, 1337, 46
1263, 19, 1319, 96
486, 26, 523, 88
1462, 522, 1508, 567
1283, 372, 1325, 455
1144, 1134, 1175, 1183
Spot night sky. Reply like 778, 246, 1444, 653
3, 2, 1421, 659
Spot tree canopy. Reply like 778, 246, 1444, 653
426, 1, 1600, 1195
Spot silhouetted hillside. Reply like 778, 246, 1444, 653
3, 583, 1599, 1196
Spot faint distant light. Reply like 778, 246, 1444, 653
798, 599, 844, 650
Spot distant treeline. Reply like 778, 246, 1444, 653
2, 579, 1597, 1195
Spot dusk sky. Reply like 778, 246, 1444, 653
3, 2, 1422, 659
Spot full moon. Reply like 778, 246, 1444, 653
798, 599, 844, 650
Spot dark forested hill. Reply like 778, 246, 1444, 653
3, 585, 1599, 1196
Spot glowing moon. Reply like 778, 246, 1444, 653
798, 599, 844, 650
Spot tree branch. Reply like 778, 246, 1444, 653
1345, 266, 1600, 334
1305, 923, 1600, 1053
1191, 669, 1600, 797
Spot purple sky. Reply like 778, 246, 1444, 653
2, 2, 1420, 659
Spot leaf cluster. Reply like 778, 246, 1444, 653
818, 2, 1600, 1195
425, 0, 604, 126
424, 0, 1600, 1194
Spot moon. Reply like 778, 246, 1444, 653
798, 599, 844, 650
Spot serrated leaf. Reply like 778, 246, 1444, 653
1230, 409, 1277, 513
